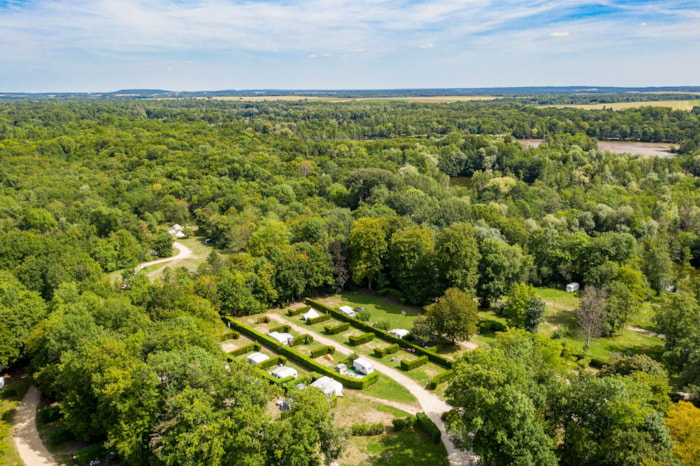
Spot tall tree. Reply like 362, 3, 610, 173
435, 222, 481, 296
503, 283, 546, 333
576, 286, 607, 351
349, 217, 388, 290
414, 288, 478, 344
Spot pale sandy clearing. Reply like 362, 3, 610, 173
12, 385, 57, 466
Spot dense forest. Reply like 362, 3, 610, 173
1, 97, 700, 465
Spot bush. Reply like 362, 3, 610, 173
48, 426, 74, 446
430, 370, 455, 388
306, 313, 331, 325
348, 332, 375, 346
37, 405, 62, 424
479, 318, 506, 333
288, 306, 310, 316
268, 324, 291, 334
218, 329, 240, 341
290, 334, 314, 346
73, 443, 107, 464
230, 343, 261, 356
377, 288, 404, 299
310, 345, 336, 358
392, 415, 416, 432
400, 355, 428, 371
375, 320, 390, 331
415, 412, 441, 443
258, 355, 287, 369
257, 315, 271, 324
374, 343, 399, 358
357, 310, 372, 321
324, 322, 350, 335
351, 422, 385, 436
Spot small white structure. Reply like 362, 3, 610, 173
246, 352, 270, 365
566, 282, 580, 293
269, 331, 295, 346
311, 376, 344, 397
389, 328, 410, 339
270, 366, 298, 380
172, 224, 184, 232
335, 363, 348, 375
338, 305, 356, 318
0, 376, 4, 390
302, 308, 321, 321
353, 357, 374, 375
175, 231, 187, 239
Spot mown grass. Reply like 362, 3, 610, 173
342, 429, 449, 466
315, 291, 424, 331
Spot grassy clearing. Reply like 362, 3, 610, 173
315, 291, 424, 330
0, 371, 30, 466
340, 429, 449, 466
628, 302, 659, 331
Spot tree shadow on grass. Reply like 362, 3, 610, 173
363, 429, 449, 466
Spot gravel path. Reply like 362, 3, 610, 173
269, 316, 477, 466
12, 385, 57, 466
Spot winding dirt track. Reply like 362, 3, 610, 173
12, 385, 57, 466
135, 241, 193, 277
269, 315, 477, 466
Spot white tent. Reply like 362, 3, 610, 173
566, 282, 580, 293
302, 308, 321, 321
338, 305, 356, 318
246, 352, 270, 365
269, 332, 294, 345
353, 358, 374, 375
310, 376, 343, 397
389, 329, 410, 339
270, 366, 298, 380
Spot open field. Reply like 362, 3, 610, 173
540, 99, 700, 111
520, 139, 678, 158
340, 429, 449, 466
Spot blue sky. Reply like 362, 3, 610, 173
0, 0, 698, 92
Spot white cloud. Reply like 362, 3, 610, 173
549, 32, 570, 37
418, 43, 435, 49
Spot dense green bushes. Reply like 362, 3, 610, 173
374, 343, 399, 358
351, 422, 385, 436
415, 412, 441, 443
310, 346, 336, 358
218, 329, 240, 341
306, 313, 331, 325
324, 322, 350, 335
290, 334, 314, 346
288, 306, 310, 316
400, 355, 428, 371
348, 332, 375, 346
258, 355, 287, 369
229, 343, 261, 356
268, 324, 291, 333
430, 370, 455, 388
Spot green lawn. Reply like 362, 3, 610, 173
315, 291, 424, 331
342, 429, 449, 466
628, 302, 659, 331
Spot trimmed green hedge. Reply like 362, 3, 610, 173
400, 355, 428, 371
306, 313, 331, 325
377, 287, 404, 300
258, 355, 287, 369
224, 317, 378, 389
290, 334, 314, 346
374, 343, 400, 358
218, 329, 240, 341
268, 324, 291, 334
288, 306, 310, 316
324, 322, 350, 335
306, 299, 452, 369
348, 332, 374, 346
229, 343, 261, 356
310, 345, 336, 358
415, 412, 441, 443
430, 370, 455, 388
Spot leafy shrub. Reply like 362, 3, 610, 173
357, 310, 372, 321
392, 415, 416, 432
290, 334, 314, 346
230, 343, 261, 356
377, 288, 404, 299
218, 329, 240, 341
306, 313, 331, 325
415, 412, 441, 443
288, 306, 310, 316
258, 355, 287, 369
268, 324, 291, 334
374, 343, 399, 358
478, 318, 506, 333
38, 405, 62, 424
375, 320, 390, 331
256, 315, 271, 324
310, 346, 336, 358
324, 322, 350, 334
430, 370, 455, 388
48, 426, 74, 446
348, 332, 374, 346
400, 355, 428, 371
351, 422, 385, 436
73, 443, 107, 463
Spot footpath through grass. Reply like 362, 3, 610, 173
0, 371, 31, 465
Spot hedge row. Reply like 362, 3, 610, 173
374, 343, 399, 358
430, 370, 455, 388
224, 317, 379, 389
268, 324, 291, 334
324, 322, 350, 335
229, 343, 261, 356
288, 306, 310, 316
310, 346, 336, 358
348, 333, 375, 346
351, 423, 385, 436
306, 299, 452, 369
415, 413, 441, 444
258, 355, 287, 369
306, 313, 331, 325
401, 355, 428, 371
218, 329, 240, 341
290, 334, 314, 346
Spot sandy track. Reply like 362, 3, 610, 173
268, 315, 477, 466
12, 385, 57, 466
134, 242, 193, 277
